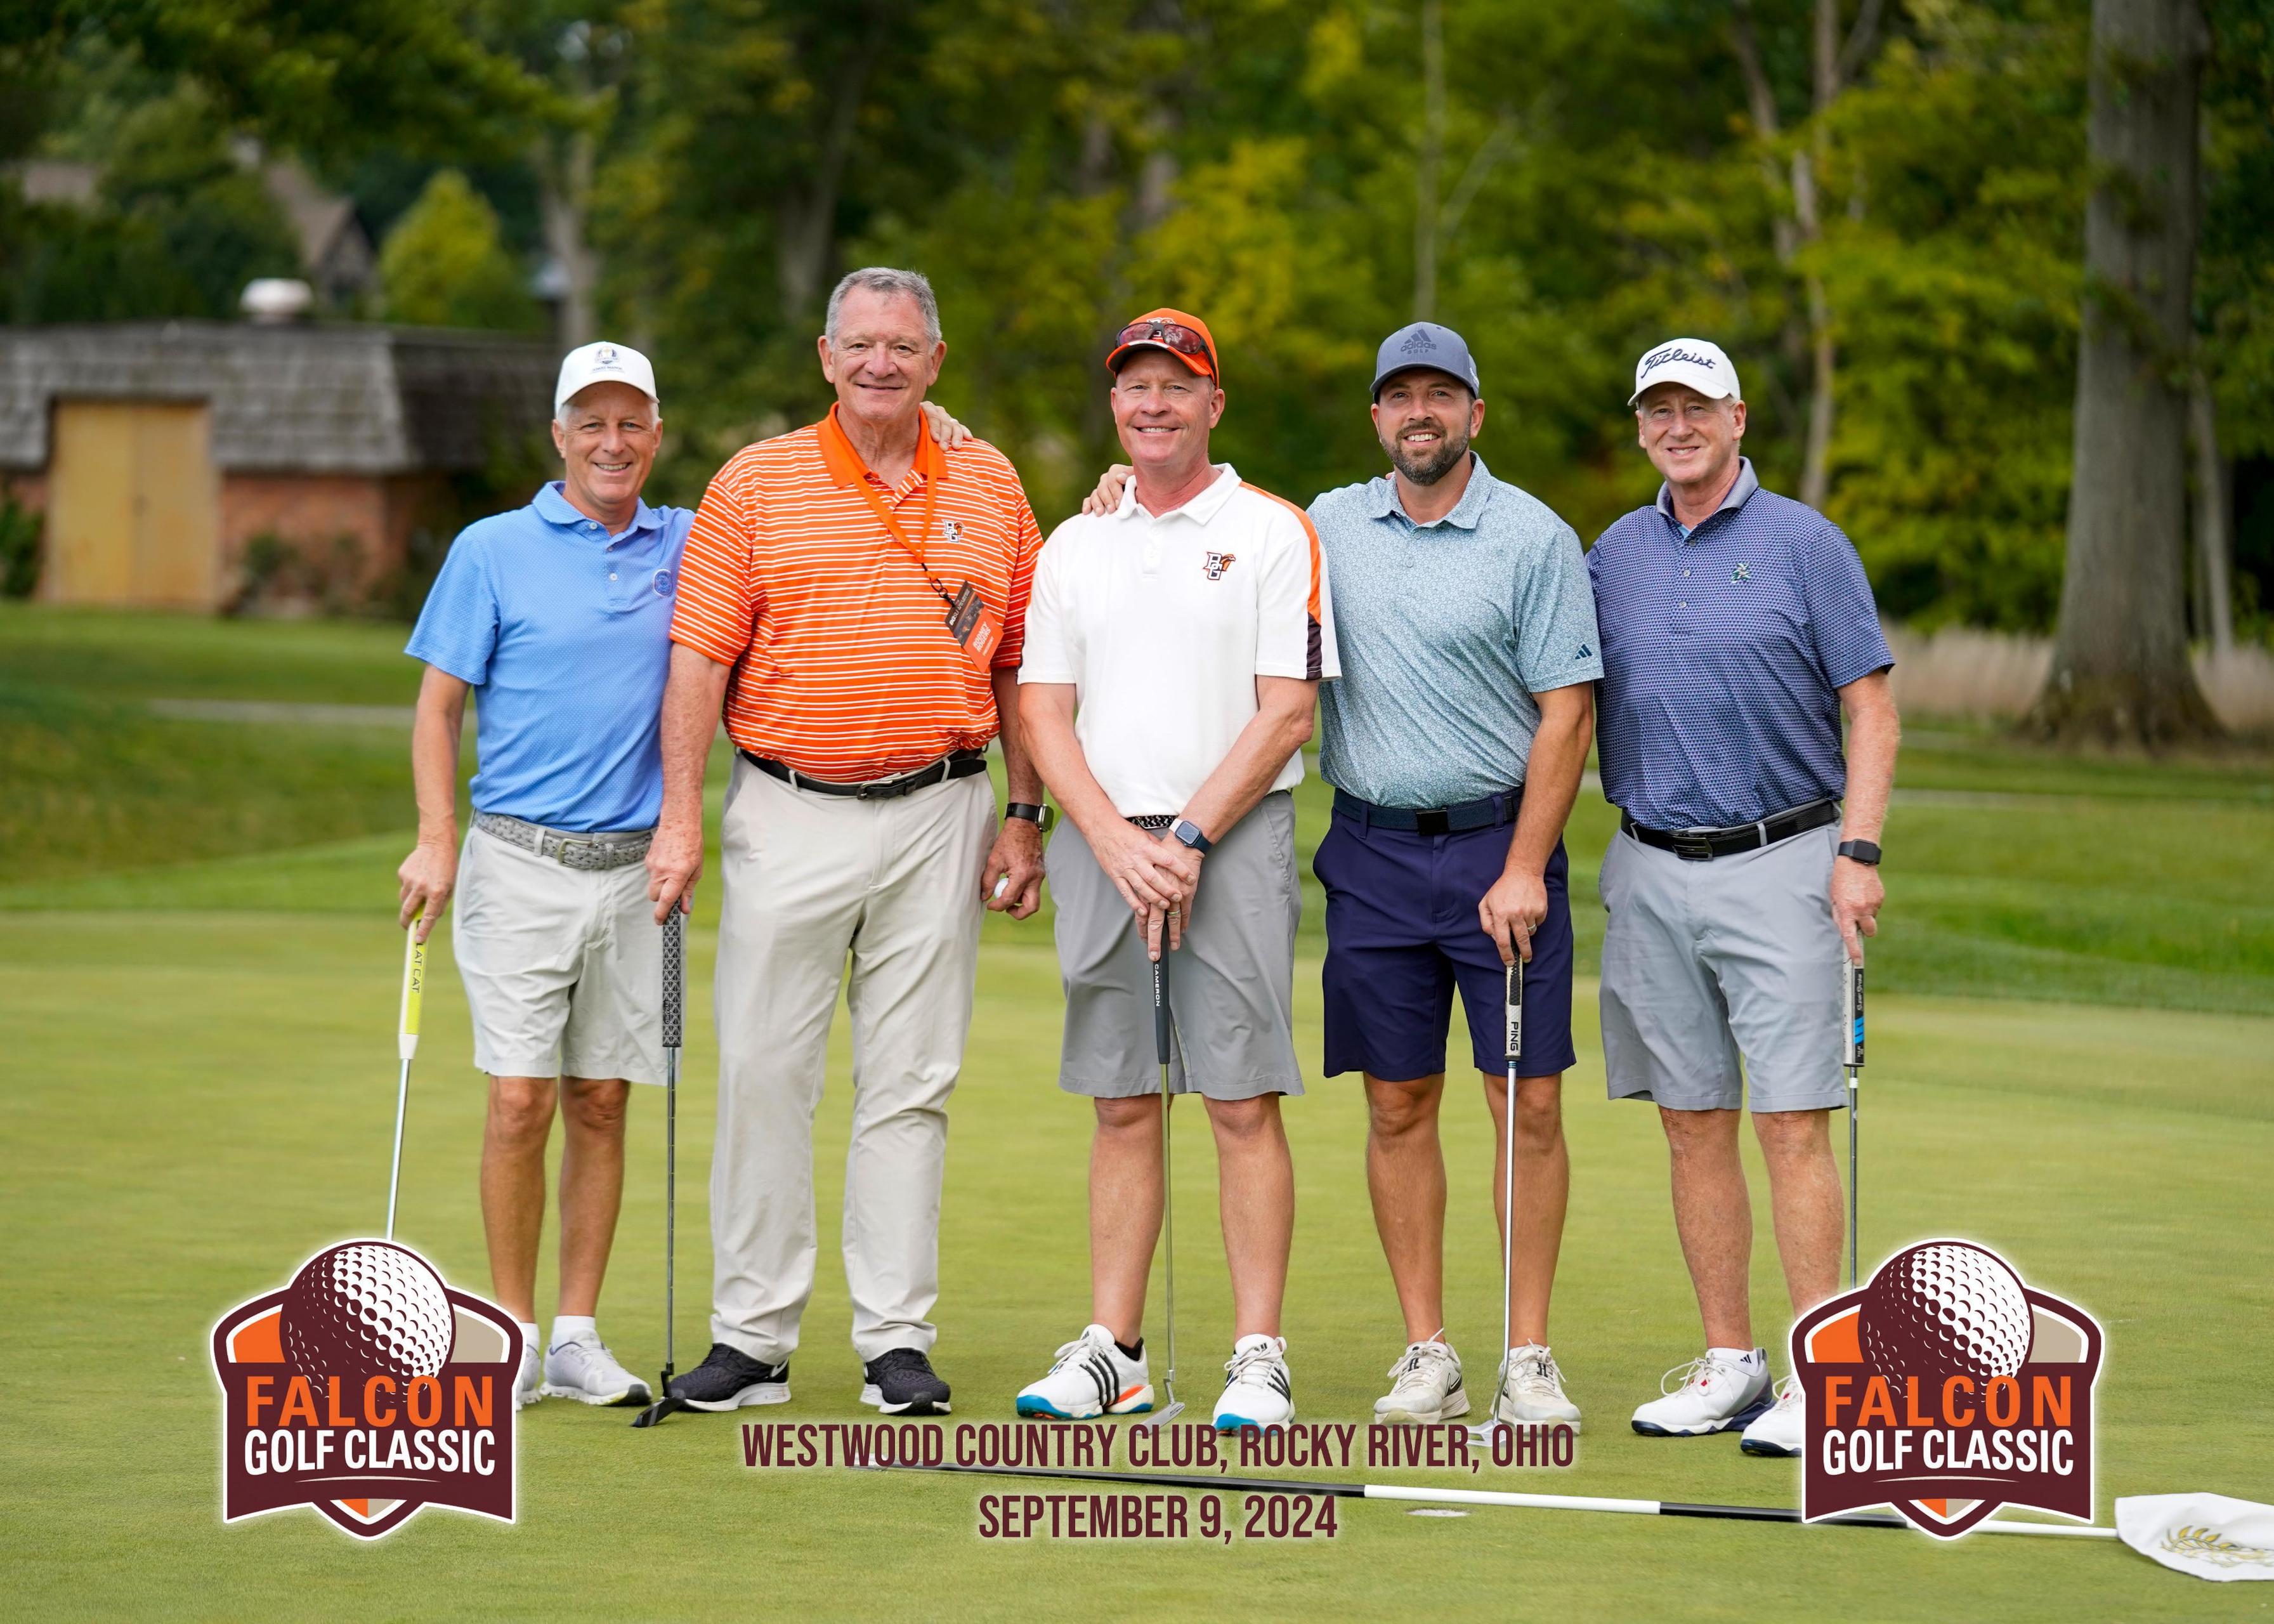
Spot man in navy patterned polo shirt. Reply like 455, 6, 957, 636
1588, 338, 1900, 1458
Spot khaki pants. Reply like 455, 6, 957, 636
710, 757, 994, 1364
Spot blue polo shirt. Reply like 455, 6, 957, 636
405, 482, 693, 832
1310, 454, 1604, 808
1588, 459, 1892, 830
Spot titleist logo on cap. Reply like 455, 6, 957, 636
1642, 345, 1718, 374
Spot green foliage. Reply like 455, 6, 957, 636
0, 488, 41, 597
377, 167, 542, 331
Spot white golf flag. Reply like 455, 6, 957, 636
2117, 1495, 2274, 1581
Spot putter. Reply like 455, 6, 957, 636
1471, 958, 1522, 1444
633, 906, 689, 1429
1843, 953, 1865, 1289
385, 906, 425, 1240
1138, 929, 1186, 1427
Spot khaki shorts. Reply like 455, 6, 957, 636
1598, 822, 1848, 1113
1050, 792, 1305, 1102
452, 825, 664, 1085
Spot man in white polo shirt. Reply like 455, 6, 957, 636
1014, 308, 1336, 1431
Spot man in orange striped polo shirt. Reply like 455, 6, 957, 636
647, 267, 1047, 1417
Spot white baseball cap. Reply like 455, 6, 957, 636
1629, 337, 1741, 406
554, 341, 659, 412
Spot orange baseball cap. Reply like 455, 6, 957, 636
1106, 308, 1219, 381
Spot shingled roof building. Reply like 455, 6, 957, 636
0, 322, 551, 610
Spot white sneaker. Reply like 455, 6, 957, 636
1739, 1376, 1805, 1457
1213, 1334, 1295, 1432
514, 1335, 543, 1411
1492, 1344, 1582, 1431
1016, 1324, 1153, 1419
1630, 1349, 1772, 1436
1374, 1337, 1468, 1424
539, 1333, 653, 1406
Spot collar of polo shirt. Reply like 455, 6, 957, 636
816, 403, 948, 489
1655, 456, 1760, 529
1361, 450, 1494, 532
1114, 462, 1242, 525
533, 480, 662, 538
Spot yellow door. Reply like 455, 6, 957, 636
47, 400, 221, 608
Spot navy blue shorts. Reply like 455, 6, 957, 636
1316, 808, 1578, 1082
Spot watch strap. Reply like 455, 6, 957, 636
1837, 838, 1882, 866
1172, 818, 1214, 855
1005, 802, 1055, 832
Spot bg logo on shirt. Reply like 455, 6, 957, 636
1790, 1240, 2103, 1540
211, 1241, 522, 1539
1203, 552, 1237, 581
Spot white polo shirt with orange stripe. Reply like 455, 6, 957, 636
670, 407, 1042, 781
1019, 464, 1338, 816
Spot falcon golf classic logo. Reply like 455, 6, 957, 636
211, 1241, 521, 1539
1791, 1240, 2103, 1539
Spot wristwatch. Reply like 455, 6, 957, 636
1836, 839, 1882, 866
1170, 818, 1213, 855
1005, 802, 1055, 833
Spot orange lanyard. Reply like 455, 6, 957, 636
825, 410, 947, 601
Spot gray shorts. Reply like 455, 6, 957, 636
452, 825, 664, 1085
1050, 791, 1305, 1102
1597, 822, 1848, 1114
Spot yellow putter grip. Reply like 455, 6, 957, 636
398, 909, 425, 1061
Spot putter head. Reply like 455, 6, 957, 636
1137, 1398, 1187, 1428
630, 1394, 689, 1429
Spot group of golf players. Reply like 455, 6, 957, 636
396, 264, 1898, 1460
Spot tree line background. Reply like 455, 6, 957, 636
4, 0, 2271, 736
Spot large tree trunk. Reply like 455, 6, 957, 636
1413, 0, 1444, 322
2029, 0, 2221, 745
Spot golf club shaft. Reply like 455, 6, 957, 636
1154, 942, 1176, 1406
890, 1462, 2117, 1539
386, 908, 425, 1241
662, 907, 684, 1387
1501, 958, 1522, 1374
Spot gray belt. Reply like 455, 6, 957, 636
474, 812, 653, 871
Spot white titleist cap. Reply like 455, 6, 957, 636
554, 341, 659, 412
1630, 338, 1741, 406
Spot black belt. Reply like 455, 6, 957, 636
1333, 787, 1520, 836
1620, 798, 1838, 861
742, 749, 988, 801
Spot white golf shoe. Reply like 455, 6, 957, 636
1213, 1334, 1295, 1432
1016, 1324, 1153, 1419
1491, 1344, 1582, 1431
1630, 1349, 1772, 1436
1739, 1376, 1805, 1457
1374, 1337, 1468, 1424
514, 1332, 543, 1411
540, 1333, 653, 1406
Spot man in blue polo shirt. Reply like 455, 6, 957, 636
1591, 338, 1899, 1458
1311, 325, 1601, 1432
396, 341, 691, 1411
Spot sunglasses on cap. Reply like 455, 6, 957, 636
1114, 318, 1215, 368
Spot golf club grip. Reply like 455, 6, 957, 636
1505, 959, 1524, 1064
397, 908, 424, 1060
1152, 948, 1172, 1067
1841, 958, 1864, 1069
662, 907, 684, 1051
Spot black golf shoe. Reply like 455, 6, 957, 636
861, 1347, 952, 1415
668, 1343, 790, 1411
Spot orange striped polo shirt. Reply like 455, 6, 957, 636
671, 408, 1043, 780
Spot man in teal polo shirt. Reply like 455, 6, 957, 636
396, 341, 691, 1411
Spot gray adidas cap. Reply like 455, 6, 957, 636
1371, 322, 1481, 398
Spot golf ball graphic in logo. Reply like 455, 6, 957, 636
278, 1241, 455, 1380
1859, 1241, 2032, 1380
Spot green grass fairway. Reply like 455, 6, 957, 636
4, 612, 2271, 1620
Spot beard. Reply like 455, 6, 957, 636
1382, 420, 1470, 486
